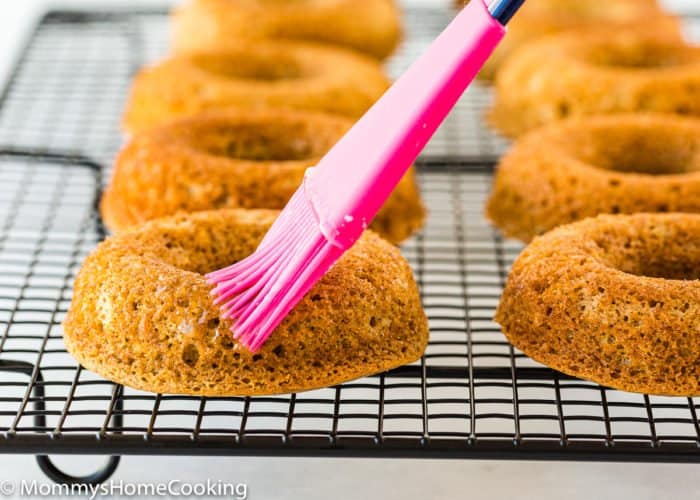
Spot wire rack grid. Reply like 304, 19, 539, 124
0, 4, 697, 476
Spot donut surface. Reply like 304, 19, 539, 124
64, 209, 429, 396
486, 114, 700, 242
457, 0, 679, 80
496, 213, 700, 396
172, 0, 402, 60
123, 41, 390, 133
489, 30, 699, 137
104, 109, 425, 244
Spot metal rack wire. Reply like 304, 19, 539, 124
0, 4, 698, 485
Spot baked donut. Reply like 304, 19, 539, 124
486, 114, 700, 242
489, 30, 699, 137
63, 209, 429, 396
454, 0, 679, 81
104, 109, 425, 244
172, 0, 402, 61
123, 40, 390, 133
496, 213, 700, 396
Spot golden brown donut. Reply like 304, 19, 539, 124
103, 109, 425, 244
496, 213, 700, 396
455, 0, 680, 81
122, 40, 391, 133
486, 114, 700, 242
63, 209, 429, 396
489, 30, 699, 137
172, 0, 403, 61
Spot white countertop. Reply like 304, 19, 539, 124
0, 1, 698, 498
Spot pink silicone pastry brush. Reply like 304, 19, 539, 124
208, 0, 525, 352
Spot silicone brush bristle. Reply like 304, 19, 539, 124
207, 188, 343, 352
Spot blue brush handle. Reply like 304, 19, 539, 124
488, 0, 526, 25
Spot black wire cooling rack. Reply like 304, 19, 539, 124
0, 3, 699, 485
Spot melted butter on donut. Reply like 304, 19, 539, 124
197, 310, 208, 325
96, 294, 113, 328
178, 321, 195, 336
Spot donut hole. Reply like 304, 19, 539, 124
564, 123, 700, 176
624, 257, 700, 281
192, 53, 306, 81
594, 220, 700, 280
174, 116, 342, 163
146, 213, 275, 275
581, 41, 692, 69
198, 123, 326, 161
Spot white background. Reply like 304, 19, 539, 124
0, 1, 698, 499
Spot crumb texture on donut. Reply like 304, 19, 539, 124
489, 30, 699, 136
122, 40, 390, 133
172, 0, 402, 60
486, 114, 700, 242
63, 210, 429, 396
496, 213, 700, 396
103, 109, 425, 244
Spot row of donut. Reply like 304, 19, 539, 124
105, 0, 426, 245
63, 0, 433, 396
470, 0, 700, 396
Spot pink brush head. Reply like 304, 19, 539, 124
208, 187, 340, 352
208, 0, 521, 352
